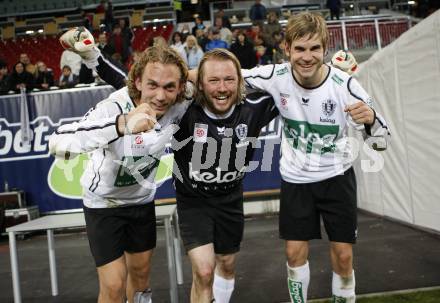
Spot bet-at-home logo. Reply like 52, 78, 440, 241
0, 116, 81, 162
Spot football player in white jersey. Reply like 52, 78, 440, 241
241, 12, 390, 303
49, 45, 189, 303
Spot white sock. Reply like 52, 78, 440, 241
213, 273, 235, 303
332, 271, 355, 303
133, 288, 152, 303
287, 261, 310, 303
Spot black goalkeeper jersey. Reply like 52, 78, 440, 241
172, 89, 278, 201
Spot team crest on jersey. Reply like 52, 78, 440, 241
194, 123, 208, 143
322, 99, 337, 116
235, 124, 248, 141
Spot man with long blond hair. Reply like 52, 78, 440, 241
242, 12, 390, 303
49, 42, 191, 303
173, 49, 277, 303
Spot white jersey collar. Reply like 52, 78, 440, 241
203, 104, 236, 120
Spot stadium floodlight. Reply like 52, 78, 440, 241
407, 0, 415, 5
190, 0, 197, 4
25, 30, 34, 34
38, 29, 44, 33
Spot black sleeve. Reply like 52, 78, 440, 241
95, 54, 127, 90
245, 88, 279, 127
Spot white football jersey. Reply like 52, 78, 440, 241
49, 87, 191, 208
243, 63, 390, 183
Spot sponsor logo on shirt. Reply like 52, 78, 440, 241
301, 97, 309, 105
280, 93, 289, 110
331, 74, 344, 85
134, 135, 143, 145
276, 66, 289, 76
188, 163, 247, 184
283, 118, 339, 154
217, 126, 233, 137
124, 102, 132, 113
194, 123, 208, 143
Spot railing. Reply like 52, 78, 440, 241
231, 15, 412, 52
326, 16, 412, 51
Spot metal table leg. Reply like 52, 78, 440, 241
9, 231, 22, 303
47, 229, 58, 296
164, 217, 178, 303
172, 210, 184, 285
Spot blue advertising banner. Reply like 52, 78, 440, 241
0, 86, 282, 213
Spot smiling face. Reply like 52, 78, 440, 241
135, 62, 183, 117
285, 33, 326, 87
199, 59, 239, 115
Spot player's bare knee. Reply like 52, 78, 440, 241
335, 250, 353, 268
129, 264, 150, 281
100, 277, 126, 299
194, 266, 215, 286
285, 247, 308, 266
216, 255, 235, 277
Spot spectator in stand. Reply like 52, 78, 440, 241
217, 8, 232, 29
118, 18, 134, 64
249, 0, 267, 25
214, 16, 233, 46
271, 31, 288, 64
151, 36, 168, 48
181, 24, 191, 41
248, 22, 268, 45
327, 0, 341, 20
195, 28, 210, 52
230, 30, 257, 69
80, 9, 93, 32
254, 34, 273, 64
126, 50, 142, 71
192, 16, 206, 36
0, 60, 9, 94
8, 62, 35, 93
60, 49, 82, 76
19, 53, 36, 75
205, 27, 228, 51
59, 65, 78, 88
184, 35, 204, 69
264, 11, 282, 46
97, 33, 115, 57
96, 0, 106, 13
170, 31, 188, 64
34, 61, 54, 90
104, 1, 114, 32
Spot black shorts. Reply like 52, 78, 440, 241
177, 194, 244, 254
83, 202, 157, 267
279, 167, 357, 244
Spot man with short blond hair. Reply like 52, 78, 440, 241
242, 12, 390, 303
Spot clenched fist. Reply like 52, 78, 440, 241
117, 103, 157, 135
344, 101, 374, 125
